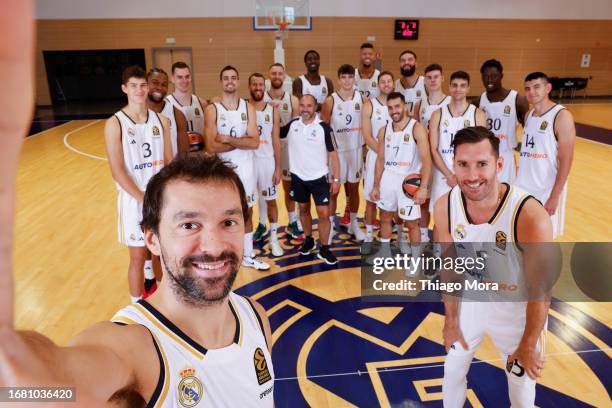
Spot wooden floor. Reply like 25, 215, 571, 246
14, 103, 612, 406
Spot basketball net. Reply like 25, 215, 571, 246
275, 20, 291, 41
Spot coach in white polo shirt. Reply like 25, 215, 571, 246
281, 94, 341, 265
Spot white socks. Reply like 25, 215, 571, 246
270, 222, 279, 239
259, 198, 267, 225
366, 224, 374, 240
288, 211, 297, 223
244, 232, 254, 258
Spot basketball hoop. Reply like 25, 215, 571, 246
275, 20, 292, 40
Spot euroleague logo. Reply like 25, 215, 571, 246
237, 228, 611, 407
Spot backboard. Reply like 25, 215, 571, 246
253, 0, 312, 30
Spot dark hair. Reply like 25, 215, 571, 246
450, 70, 470, 84
399, 50, 417, 60
378, 70, 394, 82
360, 42, 374, 50
248, 72, 265, 84
141, 155, 248, 235
171, 61, 190, 75
424, 63, 443, 75
147, 67, 168, 80
525, 71, 550, 83
122, 65, 146, 85
269, 62, 285, 70
220, 65, 239, 80
304, 49, 320, 62
337, 64, 355, 77
480, 59, 503, 74
387, 91, 405, 103
452, 126, 500, 158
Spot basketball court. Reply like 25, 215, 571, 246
10, 0, 612, 406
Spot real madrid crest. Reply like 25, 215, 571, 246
454, 224, 467, 240
265, 114, 270, 122
372, 81, 377, 87
540, 121, 548, 131
178, 367, 203, 407
220, 113, 226, 121
463, 120, 471, 128
443, 119, 449, 127
403, 133, 410, 142
416, 90, 422, 97
355, 103, 360, 111
152, 126, 160, 136
496, 231, 507, 251
283, 103, 288, 110
128, 128, 135, 137
504, 105, 511, 114
322, 87, 327, 94
195, 107, 201, 116
241, 112, 247, 122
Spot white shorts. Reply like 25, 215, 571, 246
377, 170, 421, 221
498, 150, 517, 184
331, 148, 363, 184
280, 139, 291, 181
430, 169, 452, 212
363, 149, 378, 203
518, 183, 567, 239
233, 159, 257, 208
255, 156, 279, 200
117, 190, 145, 247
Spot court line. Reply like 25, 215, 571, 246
27, 120, 74, 139
63, 120, 107, 161
274, 348, 611, 381
577, 136, 612, 148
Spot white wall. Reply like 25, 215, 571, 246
36, 0, 612, 20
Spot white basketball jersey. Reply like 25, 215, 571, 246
395, 76, 426, 116
166, 94, 205, 136
448, 183, 533, 301
330, 91, 363, 152
419, 94, 451, 131
370, 97, 391, 145
300, 75, 329, 104
355, 68, 380, 98
114, 109, 165, 192
516, 104, 565, 202
382, 118, 420, 176
160, 101, 178, 157
111, 294, 274, 407
254, 103, 274, 159
215, 99, 253, 167
263, 91, 292, 126
479, 90, 519, 153
438, 104, 478, 170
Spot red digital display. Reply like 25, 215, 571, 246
395, 19, 419, 40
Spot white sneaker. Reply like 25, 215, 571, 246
349, 221, 366, 241
270, 239, 284, 257
242, 255, 271, 271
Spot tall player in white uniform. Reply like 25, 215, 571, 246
0, 155, 274, 406
263, 63, 303, 240
293, 49, 334, 110
205, 66, 270, 270
249, 73, 284, 257
414, 63, 451, 243
516, 72, 576, 238
355, 42, 380, 98
104, 66, 172, 303
166, 61, 208, 153
361, 71, 394, 251
476, 59, 529, 183
434, 127, 552, 408
395, 50, 426, 117
370, 92, 431, 257
321, 64, 367, 243
430, 71, 486, 219
146, 68, 189, 157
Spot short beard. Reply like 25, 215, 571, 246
160, 244, 239, 308
250, 93, 263, 102
401, 65, 416, 77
